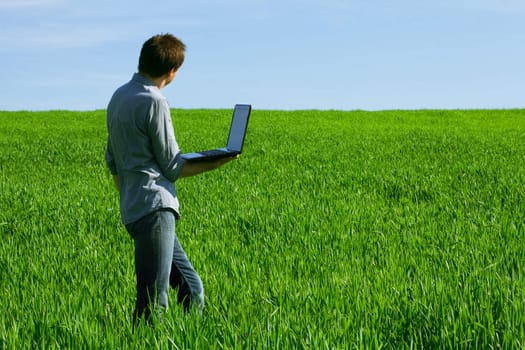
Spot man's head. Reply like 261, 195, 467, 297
138, 34, 186, 78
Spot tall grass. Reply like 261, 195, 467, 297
0, 109, 524, 348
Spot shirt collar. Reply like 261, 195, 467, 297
132, 72, 157, 87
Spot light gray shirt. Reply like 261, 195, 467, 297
105, 73, 184, 225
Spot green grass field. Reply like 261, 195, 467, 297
0, 109, 524, 349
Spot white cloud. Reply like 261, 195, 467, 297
473, 0, 525, 14
0, 0, 61, 9
417, 0, 525, 15
0, 23, 127, 49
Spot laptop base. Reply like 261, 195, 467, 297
181, 148, 239, 162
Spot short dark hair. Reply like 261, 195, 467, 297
138, 34, 186, 78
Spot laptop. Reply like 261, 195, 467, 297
181, 104, 252, 162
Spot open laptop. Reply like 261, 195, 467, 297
181, 104, 252, 162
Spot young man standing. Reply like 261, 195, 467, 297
105, 33, 236, 325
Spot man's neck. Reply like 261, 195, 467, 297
140, 68, 176, 90
141, 72, 168, 89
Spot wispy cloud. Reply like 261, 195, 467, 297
0, 0, 62, 9
0, 23, 136, 50
0, 0, 204, 50
473, 0, 525, 14
414, 0, 525, 15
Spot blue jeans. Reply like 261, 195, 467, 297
125, 209, 204, 324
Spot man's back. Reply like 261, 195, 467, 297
106, 73, 184, 225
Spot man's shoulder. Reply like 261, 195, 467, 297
110, 81, 166, 111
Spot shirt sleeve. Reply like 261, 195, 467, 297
148, 99, 184, 182
105, 137, 118, 175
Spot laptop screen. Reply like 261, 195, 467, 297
226, 104, 251, 152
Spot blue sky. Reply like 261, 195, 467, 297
1, 0, 523, 111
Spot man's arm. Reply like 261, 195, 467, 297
106, 138, 121, 192
111, 157, 235, 189
179, 156, 238, 179
149, 101, 185, 182
112, 175, 120, 192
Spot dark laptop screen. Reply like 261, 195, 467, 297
226, 104, 251, 151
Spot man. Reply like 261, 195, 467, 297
105, 33, 236, 326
